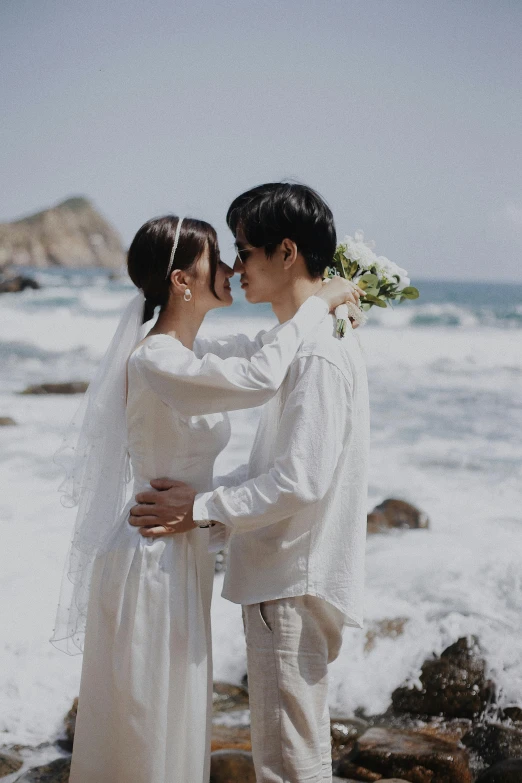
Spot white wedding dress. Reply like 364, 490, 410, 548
68, 296, 329, 783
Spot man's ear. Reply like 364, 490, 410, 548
280, 238, 298, 270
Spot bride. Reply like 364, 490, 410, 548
51, 214, 360, 783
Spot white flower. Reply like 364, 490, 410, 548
336, 229, 412, 301
354, 230, 376, 250
375, 256, 410, 288
343, 234, 376, 269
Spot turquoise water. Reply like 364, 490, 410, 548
12, 268, 522, 328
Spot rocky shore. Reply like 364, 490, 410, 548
2, 636, 521, 782
0, 485, 519, 782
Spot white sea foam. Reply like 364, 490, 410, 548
0, 280, 521, 747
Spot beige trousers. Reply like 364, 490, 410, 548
242, 595, 344, 783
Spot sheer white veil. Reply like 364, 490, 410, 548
50, 292, 146, 654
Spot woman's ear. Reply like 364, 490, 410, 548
169, 268, 192, 297
281, 238, 298, 270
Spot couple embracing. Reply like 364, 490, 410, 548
52, 183, 370, 783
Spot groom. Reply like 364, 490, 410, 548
130, 183, 370, 783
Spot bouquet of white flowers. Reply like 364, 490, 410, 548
324, 230, 420, 336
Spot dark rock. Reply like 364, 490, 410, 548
340, 726, 472, 783
331, 718, 369, 764
334, 778, 410, 783
21, 382, 88, 395
413, 719, 472, 745
0, 196, 125, 271
501, 706, 522, 723
336, 760, 383, 780
365, 618, 408, 653
475, 757, 522, 782
392, 637, 495, 719
62, 697, 78, 750
0, 416, 16, 426
0, 275, 40, 293
462, 723, 522, 765
14, 756, 71, 782
367, 499, 429, 535
210, 749, 255, 782
213, 682, 249, 713
0, 749, 23, 776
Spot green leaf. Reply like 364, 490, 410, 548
359, 272, 379, 286
363, 294, 388, 308
401, 286, 420, 300
349, 260, 359, 277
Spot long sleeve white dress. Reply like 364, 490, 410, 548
68, 296, 328, 783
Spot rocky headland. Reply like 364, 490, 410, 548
0, 197, 125, 272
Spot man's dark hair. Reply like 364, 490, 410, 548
226, 183, 336, 279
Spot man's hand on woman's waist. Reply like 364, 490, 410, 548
129, 478, 198, 537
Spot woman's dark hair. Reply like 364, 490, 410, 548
226, 183, 336, 279
127, 215, 220, 322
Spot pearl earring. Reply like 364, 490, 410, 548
183, 288, 192, 302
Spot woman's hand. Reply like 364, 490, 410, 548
316, 277, 364, 312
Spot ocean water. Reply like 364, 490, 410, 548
1, 270, 521, 747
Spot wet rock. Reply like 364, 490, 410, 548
462, 723, 522, 765
501, 706, 522, 723
367, 499, 429, 535
0, 749, 23, 776
392, 637, 495, 719
213, 682, 249, 713
64, 698, 77, 746
55, 697, 78, 751
331, 717, 369, 764
475, 757, 522, 782
14, 756, 71, 782
0, 416, 16, 426
332, 777, 381, 783
0, 275, 40, 293
365, 618, 408, 653
336, 760, 383, 781
413, 718, 472, 745
21, 382, 88, 395
211, 724, 251, 752
340, 726, 472, 783
334, 777, 410, 783
210, 749, 255, 782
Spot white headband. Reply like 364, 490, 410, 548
165, 216, 184, 279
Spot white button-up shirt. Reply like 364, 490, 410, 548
194, 312, 370, 627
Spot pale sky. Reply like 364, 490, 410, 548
1, 0, 521, 281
